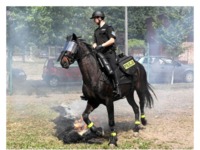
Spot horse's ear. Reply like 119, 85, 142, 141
72, 33, 77, 41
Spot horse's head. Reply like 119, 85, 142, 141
58, 33, 93, 69
58, 33, 79, 69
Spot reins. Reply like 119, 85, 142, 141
75, 40, 98, 63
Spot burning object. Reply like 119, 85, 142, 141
63, 127, 103, 144
52, 105, 104, 144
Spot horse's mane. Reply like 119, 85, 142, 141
76, 36, 99, 64
78, 37, 93, 53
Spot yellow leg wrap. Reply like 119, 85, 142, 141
111, 132, 117, 137
87, 122, 94, 129
141, 115, 145, 119
135, 120, 141, 125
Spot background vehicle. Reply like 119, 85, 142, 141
42, 58, 82, 87
138, 56, 193, 83
133, 56, 142, 61
12, 68, 27, 82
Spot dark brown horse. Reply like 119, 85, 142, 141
59, 33, 156, 146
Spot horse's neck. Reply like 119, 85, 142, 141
78, 52, 101, 87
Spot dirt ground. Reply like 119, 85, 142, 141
7, 79, 194, 149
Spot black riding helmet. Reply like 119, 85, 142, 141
90, 11, 105, 19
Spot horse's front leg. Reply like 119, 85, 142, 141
106, 101, 118, 147
82, 101, 103, 136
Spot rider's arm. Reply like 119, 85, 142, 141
102, 37, 115, 47
101, 26, 116, 48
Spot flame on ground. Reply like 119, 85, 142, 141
73, 116, 100, 136
73, 117, 87, 132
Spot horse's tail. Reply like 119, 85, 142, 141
136, 62, 156, 108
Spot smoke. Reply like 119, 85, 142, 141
57, 100, 108, 127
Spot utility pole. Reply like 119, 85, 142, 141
125, 6, 128, 56
8, 47, 13, 95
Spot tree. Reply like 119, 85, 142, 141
6, 6, 125, 53
128, 7, 193, 57
157, 7, 193, 57
7, 6, 193, 58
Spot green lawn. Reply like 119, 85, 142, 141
6, 94, 170, 149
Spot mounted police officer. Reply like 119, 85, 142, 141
90, 10, 121, 98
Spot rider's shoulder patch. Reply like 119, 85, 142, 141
111, 31, 116, 36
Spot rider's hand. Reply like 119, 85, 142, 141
95, 45, 104, 52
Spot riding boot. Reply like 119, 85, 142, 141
80, 95, 87, 100
112, 72, 121, 98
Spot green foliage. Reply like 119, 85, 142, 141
128, 6, 193, 57
7, 6, 193, 58
157, 7, 193, 57
128, 39, 146, 49
7, 6, 125, 53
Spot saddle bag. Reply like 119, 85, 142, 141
118, 55, 136, 75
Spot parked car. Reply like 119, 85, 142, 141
42, 58, 82, 87
133, 56, 142, 61
12, 68, 27, 82
138, 56, 194, 83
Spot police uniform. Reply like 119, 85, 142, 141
94, 23, 117, 71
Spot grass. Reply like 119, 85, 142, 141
7, 95, 174, 149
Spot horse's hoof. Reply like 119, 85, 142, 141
95, 127, 104, 136
90, 126, 104, 136
141, 118, 147, 126
133, 125, 140, 132
108, 135, 118, 147
109, 144, 116, 149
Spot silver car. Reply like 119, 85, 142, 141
138, 56, 194, 83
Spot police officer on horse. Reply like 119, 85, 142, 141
90, 10, 121, 98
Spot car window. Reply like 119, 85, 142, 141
138, 57, 145, 63
139, 57, 168, 65
162, 58, 173, 65
157, 59, 165, 65
140, 57, 151, 64
49, 59, 79, 68
54, 63, 62, 68
152, 58, 160, 64
53, 60, 62, 68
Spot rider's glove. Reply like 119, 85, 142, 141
95, 45, 104, 53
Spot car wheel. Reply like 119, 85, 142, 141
49, 77, 59, 87
184, 71, 193, 83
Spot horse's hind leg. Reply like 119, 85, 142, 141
82, 101, 103, 136
126, 91, 141, 132
137, 90, 147, 126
